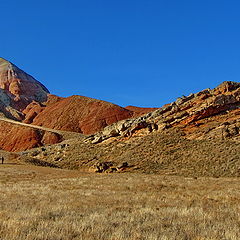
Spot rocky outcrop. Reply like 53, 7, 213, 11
88, 81, 240, 143
90, 161, 129, 173
88, 116, 158, 144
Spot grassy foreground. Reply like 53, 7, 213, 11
0, 165, 239, 240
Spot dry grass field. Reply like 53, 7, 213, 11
0, 163, 240, 240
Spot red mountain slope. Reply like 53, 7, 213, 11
27, 95, 134, 134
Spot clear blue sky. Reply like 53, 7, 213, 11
1, 0, 240, 107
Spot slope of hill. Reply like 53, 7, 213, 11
25, 95, 134, 134
15, 81, 240, 177
0, 57, 239, 177
0, 117, 83, 152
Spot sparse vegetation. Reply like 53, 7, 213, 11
21, 156, 60, 168
23, 129, 240, 177
0, 165, 239, 240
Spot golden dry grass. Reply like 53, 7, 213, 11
0, 164, 240, 240
23, 130, 240, 177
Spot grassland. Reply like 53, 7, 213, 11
0, 164, 239, 240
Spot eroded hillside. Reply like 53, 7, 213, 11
15, 81, 240, 177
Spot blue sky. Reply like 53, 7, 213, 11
1, 0, 240, 107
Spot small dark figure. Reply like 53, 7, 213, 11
1, 156, 4, 164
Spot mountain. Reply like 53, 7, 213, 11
0, 57, 155, 150
0, 58, 49, 106
0, 58, 49, 119
18, 81, 240, 177
23, 95, 134, 134
0, 57, 239, 177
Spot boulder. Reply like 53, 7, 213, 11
41, 132, 63, 145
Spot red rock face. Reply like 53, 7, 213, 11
0, 121, 62, 152
29, 95, 134, 134
22, 94, 63, 124
22, 95, 159, 135
22, 101, 45, 124
41, 132, 63, 145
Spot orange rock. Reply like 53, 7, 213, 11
0, 121, 62, 152
23, 101, 44, 124
31, 95, 134, 134
41, 132, 63, 145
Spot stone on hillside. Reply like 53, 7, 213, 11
213, 94, 237, 106
117, 162, 128, 169
41, 132, 63, 145
92, 136, 103, 144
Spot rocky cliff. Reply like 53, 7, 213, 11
0, 58, 49, 117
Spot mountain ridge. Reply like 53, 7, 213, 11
0, 57, 239, 178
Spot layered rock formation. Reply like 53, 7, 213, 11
0, 56, 239, 166
0, 58, 49, 119
24, 95, 135, 134
88, 81, 240, 143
